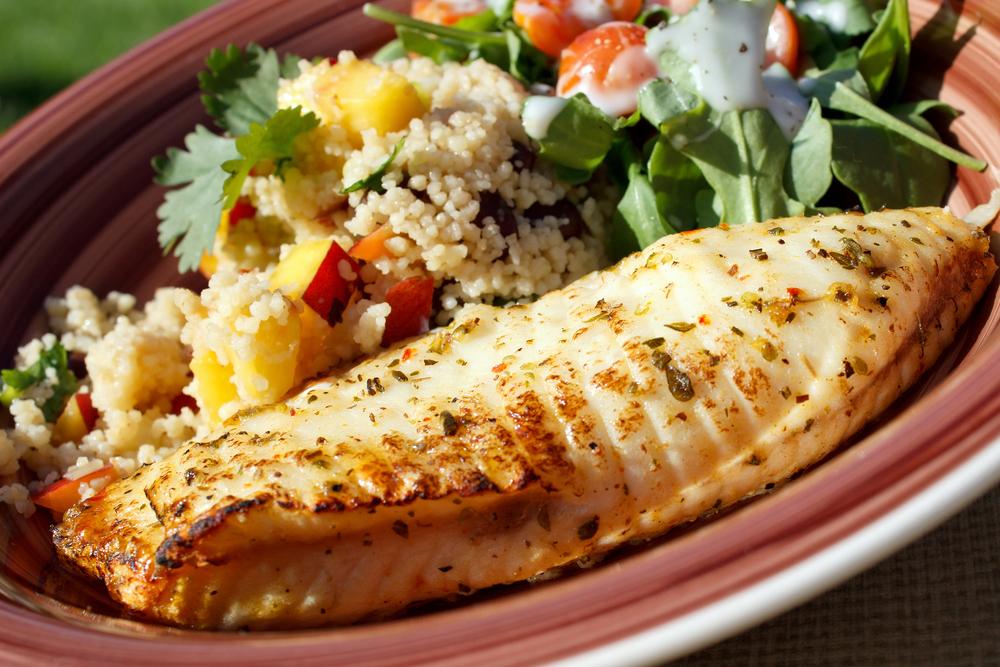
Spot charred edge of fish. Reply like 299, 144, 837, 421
154, 496, 267, 568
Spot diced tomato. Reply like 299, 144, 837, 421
381, 277, 435, 347
349, 225, 396, 263
227, 198, 257, 227
302, 242, 363, 325
766, 3, 799, 76
32, 465, 118, 514
170, 393, 199, 415
513, 0, 642, 58
412, 0, 488, 25
557, 22, 657, 117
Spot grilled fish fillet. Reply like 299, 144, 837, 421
54, 208, 995, 629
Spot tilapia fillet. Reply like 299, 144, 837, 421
54, 208, 994, 629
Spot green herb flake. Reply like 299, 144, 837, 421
749, 248, 768, 261
666, 322, 695, 333
665, 365, 695, 402
391, 370, 409, 382
341, 135, 406, 195
644, 337, 666, 348
1, 341, 78, 422
731, 326, 744, 337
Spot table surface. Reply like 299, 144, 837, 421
674, 483, 1000, 665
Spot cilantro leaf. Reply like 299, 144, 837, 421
341, 136, 406, 195
1, 341, 78, 422
199, 44, 303, 136
221, 107, 320, 209
153, 125, 239, 273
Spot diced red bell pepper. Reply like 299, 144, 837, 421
170, 393, 199, 415
32, 465, 118, 514
381, 277, 435, 347
302, 242, 363, 325
349, 225, 396, 263
228, 198, 257, 226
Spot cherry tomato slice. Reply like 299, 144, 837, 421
765, 2, 799, 76
412, 0, 488, 25
513, 0, 643, 58
557, 22, 658, 117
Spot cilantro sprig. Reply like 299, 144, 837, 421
200, 44, 303, 136
153, 44, 312, 273
221, 107, 320, 209
341, 136, 406, 195
1, 341, 78, 422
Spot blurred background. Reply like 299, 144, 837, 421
0, 0, 217, 131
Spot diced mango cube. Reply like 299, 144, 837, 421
190, 350, 239, 423
269, 239, 333, 301
322, 60, 426, 146
229, 312, 301, 404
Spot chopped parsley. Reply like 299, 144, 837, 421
341, 136, 407, 195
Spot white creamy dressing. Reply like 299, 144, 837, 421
559, 43, 660, 117
791, 0, 851, 33
522, 96, 570, 139
646, 0, 776, 111
645, 0, 807, 138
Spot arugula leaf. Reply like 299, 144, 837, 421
453, 9, 500, 31
795, 15, 840, 70
397, 26, 468, 64
794, 0, 875, 38
617, 160, 677, 248
676, 109, 804, 225
342, 136, 406, 195
504, 28, 554, 86
373, 38, 409, 64
695, 189, 723, 228
637, 78, 706, 131
784, 99, 832, 208
830, 114, 950, 211
648, 135, 704, 232
153, 126, 239, 273
857, 0, 910, 101
199, 44, 302, 136
1, 341, 78, 422
806, 77, 986, 170
221, 107, 320, 209
524, 94, 616, 184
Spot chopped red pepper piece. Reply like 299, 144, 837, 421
170, 393, 199, 415
382, 277, 435, 347
228, 198, 257, 226
302, 242, 362, 325
32, 465, 118, 514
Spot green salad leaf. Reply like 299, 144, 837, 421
830, 113, 950, 211
806, 77, 985, 170
796, 0, 875, 38
676, 108, 804, 225
784, 99, 833, 208
617, 157, 677, 248
1, 341, 78, 422
221, 107, 320, 209
858, 0, 910, 101
525, 94, 617, 184
200, 44, 303, 136
341, 136, 406, 195
153, 126, 239, 273
373, 38, 408, 64
647, 136, 704, 232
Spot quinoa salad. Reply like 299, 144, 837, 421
1, 0, 986, 516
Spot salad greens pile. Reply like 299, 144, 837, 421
366, 0, 986, 259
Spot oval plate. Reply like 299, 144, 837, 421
0, 0, 997, 664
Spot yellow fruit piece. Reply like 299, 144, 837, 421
190, 350, 239, 423
269, 238, 333, 300
322, 60, 425, 146
52, 397, 88, 445
229, 312, 301, 404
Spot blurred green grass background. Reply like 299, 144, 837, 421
0, 0, 218, 131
